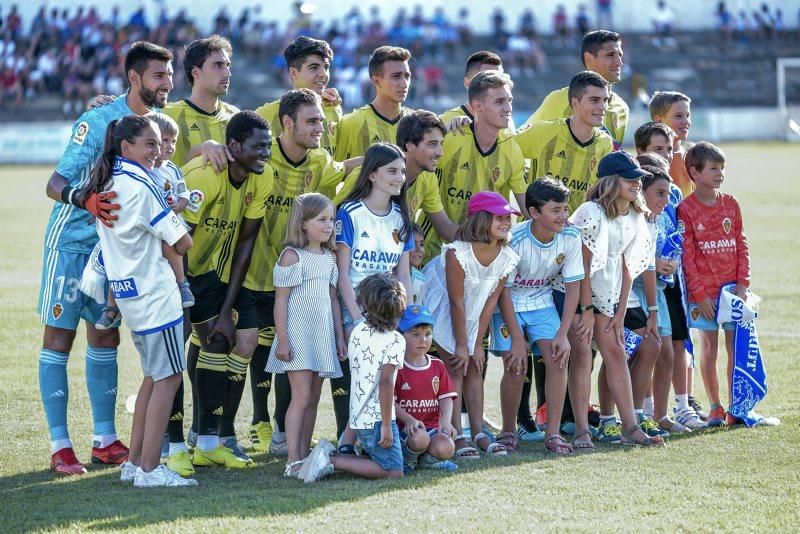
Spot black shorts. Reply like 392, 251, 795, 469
623, 306, 648, 331
663, 278, 689, 341
253, 291, 277, 347
188, 271, 226, 324
233, 287, 272, 331
552, 289, 581, 317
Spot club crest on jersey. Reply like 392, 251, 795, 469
392, 228, 401, 244
589, 156, 597, 173
491, 165, 501, 183
186, 190, 204, 213
500, 324, 510, 339
71, 122, 89, 145
52, 303, 63, 320
556, 253, 565, 265
410, 194, 420, 214
722, 217, 732, 234
243, 192, 253, 207
335, 220, 343, 236
677, 220, 686, 234
304, 170, 314, 189
431, 376, 440, 396
327, 121, 335, 135
163, 180, 172, 192
690, 307, 701, 322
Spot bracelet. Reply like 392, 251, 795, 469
648, 305, 659, 312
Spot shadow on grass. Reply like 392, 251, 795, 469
0, 436, 655, 531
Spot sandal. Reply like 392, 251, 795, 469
572, 429, 595, 452
496, 431, 518, 453
474, 432, 507, 457
284, 460, 303, 478
95, 306, 121, 330
621, 425, 666, 447
453, 434, 480, 460
545, 433, 574, 455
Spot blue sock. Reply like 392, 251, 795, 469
39, 349, 70, 441
85, 346, 118, 437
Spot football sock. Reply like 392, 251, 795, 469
92, 433, 118, 447
169, 441, 188, 455
273, 372, 291, 434
186, 340, 200, 434
517, 354, 534, 423
86, 346, 118, 437
167, 378, 185, 443
331, 358, 351, 438
196, 434, 218, 452
196, 350, 227, 436
600, 415, 616, 427
51, 438, 72, 455
643, 396, 655, 417
39, 349, 70, 442
249, 343, 272, 424
220, 352, 250, 437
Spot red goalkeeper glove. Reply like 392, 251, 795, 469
84, 191, 120, 228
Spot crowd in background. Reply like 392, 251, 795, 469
0, 1, 797, 113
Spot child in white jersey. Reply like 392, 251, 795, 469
95, 113, 194, 329
421, 191, 520, 459
80, 115, 196, 487
492, 178, 589, 454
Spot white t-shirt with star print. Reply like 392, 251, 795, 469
348, 322, 405, 429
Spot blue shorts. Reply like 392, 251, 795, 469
489, 307, 560, 353
38, 247, 104, 329
632, 284, 672, 337
355, 421, 403, 472
687, 303, 735, 332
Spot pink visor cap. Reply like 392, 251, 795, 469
467, 191, 522, 217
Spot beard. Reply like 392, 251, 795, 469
140, 85, 168, 108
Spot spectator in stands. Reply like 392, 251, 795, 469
553, 5, 570, 48
492, 7, 510, 49
0, 63, 22, 108
651, 0, 677, 47
6, 5, 21, 39
456, 8, 473, 47
519, 8, 538, 40
596, 0, 613, 28
716, 2, 734, 41
576, 4, 591, 35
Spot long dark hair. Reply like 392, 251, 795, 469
79, 115, 155, 203
341, 142, 412, 242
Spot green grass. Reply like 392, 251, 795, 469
2, 143, 799, 532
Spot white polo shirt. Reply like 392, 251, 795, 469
96, 157, 187, 334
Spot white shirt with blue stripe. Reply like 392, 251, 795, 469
506, 221, 585, 312
96, 157, 187, 334
45, 94, 134, 255
335, 200, 414, 289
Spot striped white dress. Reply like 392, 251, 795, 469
266, 247, 342, 378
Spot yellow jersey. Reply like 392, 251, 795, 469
244, 138, 345, 292
163, 99, 240, 166
254, 98, 342, 157
182, 157, 273, 281
514, 118, 614, 213
421, 124, 528, 261
334, 104, 411, 160
521, 87, 628, 146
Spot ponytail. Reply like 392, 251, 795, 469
78, 115, 155, 204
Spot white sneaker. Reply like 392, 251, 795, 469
120, 460, 138, 483
269, 434, 288, 457
301, 439, 334, 483
133, 465, 199, 487
750, 412, 781, 426
674, 406, 708, 430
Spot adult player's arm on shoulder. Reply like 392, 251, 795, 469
333, 165, 360, 205
47, 111, 106, 200
529, 90, 564, 123
512, 120, 543, 159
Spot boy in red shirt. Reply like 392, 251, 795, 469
395, 305, 459, 471
677, 141, 749, 427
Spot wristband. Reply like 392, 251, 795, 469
580, 304, 596, 313
648, 305, 659, 312
60, 185, 77, 206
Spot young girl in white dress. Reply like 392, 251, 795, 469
421, 191, 520, 459
267, 193, 346, 478
570, 152, 664, 446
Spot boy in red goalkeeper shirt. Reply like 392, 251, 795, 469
677, 142, 749, 427
394, 305, 459, 471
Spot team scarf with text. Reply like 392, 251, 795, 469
716, 283, 768, 427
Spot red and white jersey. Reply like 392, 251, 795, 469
394, 356, 456, 430
678, 192, 750, 303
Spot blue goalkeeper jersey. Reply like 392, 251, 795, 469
43, 94, 133, 254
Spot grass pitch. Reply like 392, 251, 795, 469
1, 143, 798, 532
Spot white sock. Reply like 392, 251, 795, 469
599, 414, 616, 426
634, 409, 645, 422
273, 430, 285, 443
51, 438, 73, 454
93, 433, 118, 448
169, 442, 188, 455
196, 434, 219, 452
643, 397, 655, 417
675, 393, 689, 411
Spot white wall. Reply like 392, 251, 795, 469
7, 0, 800, 35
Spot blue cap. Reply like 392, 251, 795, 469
597, 151, 652, 180
398, 304, 434, 333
